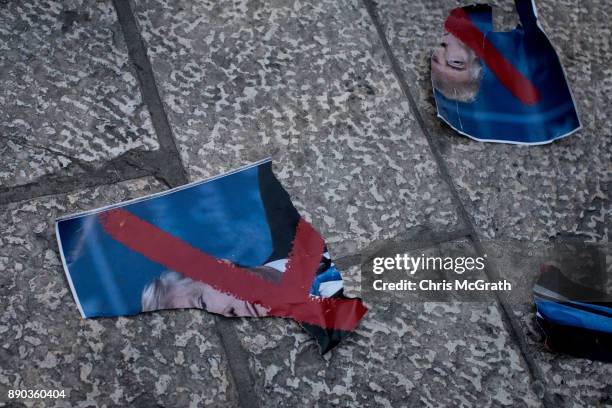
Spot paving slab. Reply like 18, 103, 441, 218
0, 0, 158, 189
231, 240, 541, 407
0, 179, 236, 407
131, 0, 462, 256
374, 0, 611, 242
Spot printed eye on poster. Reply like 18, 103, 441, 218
55, 159, 367, 354
431, 0, 581, 144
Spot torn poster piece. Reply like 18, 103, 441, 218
431, 0, 580, 144
534, 265, 612, 362
56, 159, 367, 354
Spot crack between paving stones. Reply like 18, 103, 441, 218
3, 134, 97, 173
0, 149, 157, 205
112, 0, 187, 188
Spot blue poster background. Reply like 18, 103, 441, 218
57, 163, 273, 318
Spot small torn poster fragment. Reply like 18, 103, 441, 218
431, 0, 580, 144
534, 264, 612, 362
56, 159, 367, 354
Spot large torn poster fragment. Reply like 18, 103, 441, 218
56, 159, 367, 354
431, 0, 580, 144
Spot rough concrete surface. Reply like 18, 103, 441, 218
0, 0, 610, 407
0, 0, 159, 190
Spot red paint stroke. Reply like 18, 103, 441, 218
445, 7, 541, 105
99, 208, 367, 331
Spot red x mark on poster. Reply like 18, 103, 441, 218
99, 208, 367, 331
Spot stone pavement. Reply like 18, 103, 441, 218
0, 0, 610, 407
